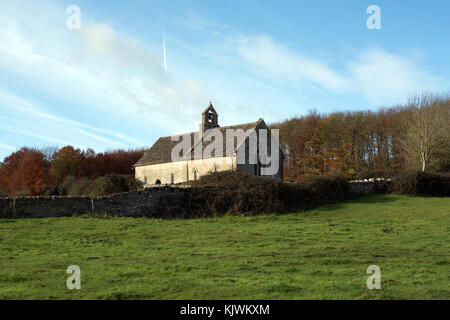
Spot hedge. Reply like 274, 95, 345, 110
391, 172, 450, 196
145, 171, 353, 218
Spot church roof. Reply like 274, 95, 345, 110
133, 119, 265, 167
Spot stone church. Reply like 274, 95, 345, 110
133, 103, 283, 186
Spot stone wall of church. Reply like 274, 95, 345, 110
135, 160, 188, 185
135, 156, 234, 186
234, 121, 284, 180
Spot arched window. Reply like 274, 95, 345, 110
192, 168, 198, 181
155, 179, 161, 185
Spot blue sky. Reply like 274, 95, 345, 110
1, 0, 449, 161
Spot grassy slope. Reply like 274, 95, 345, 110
0, 194, 449, 300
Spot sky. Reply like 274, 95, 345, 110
0, 0, 449, 161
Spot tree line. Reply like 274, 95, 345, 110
1, 93, 448, 195
271, 94, 450, 181
0, 146, 144, 196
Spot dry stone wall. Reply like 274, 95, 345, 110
0, 182, 384, 219
348, 179, 391, 194
348, 181, 376, 194
0, 188, 181, 218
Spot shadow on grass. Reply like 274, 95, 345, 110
352, 193, 400, 204
309, 194, 400, 212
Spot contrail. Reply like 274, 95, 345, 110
163, 30, 167, 74
159, 9, 167, 77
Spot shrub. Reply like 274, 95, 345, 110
124, 175, 144, 192
44, 185, 66, 196
85, 175, 123, 197
373, 180, 393, 194
0, 186, 7, 197
145, 171, 354, 218
43, 175, 143, 197
67, 177, 91, 196
391, 172, 450, 196
61, 175, 77, 192
301, 175, 350, 204
84, 175, 142, 197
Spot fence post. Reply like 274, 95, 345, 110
91, 198, 94, 214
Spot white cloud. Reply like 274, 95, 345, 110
184, 79, 208, 104
347, 47, 442, 104
234, 35, 445, 105
236, 35, 347, 92
0, 1, 212, 138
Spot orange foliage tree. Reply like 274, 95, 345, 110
0, 147, 48, 196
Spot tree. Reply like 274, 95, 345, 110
48, 146, 83, 184
272, 94, 449, 180
400, 94, 449, 172
0, 147, 48, 196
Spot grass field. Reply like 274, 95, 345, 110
0, 194, 449, 299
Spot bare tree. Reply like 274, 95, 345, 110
400, 94, 449, 172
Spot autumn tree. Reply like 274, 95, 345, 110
0, 147, 48, 196
273, 94, 449, 180
48, 146, 83, 184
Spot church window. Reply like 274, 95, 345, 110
192, 168, 198, 181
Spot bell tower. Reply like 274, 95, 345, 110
200, 102, 219, 135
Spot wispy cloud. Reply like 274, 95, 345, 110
0, 90, 144, 147
236, 35, 347, 92
0, 0, 213, 136
347, 47, 443, 104
232, 35, 445, 105
0, 122, 73, 146
0, 142, 16, 152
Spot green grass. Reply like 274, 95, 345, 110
0, 194, 449, 299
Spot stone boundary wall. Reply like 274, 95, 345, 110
348, 181, 376, 194
348, 179, 391, 194
0, 188, 182, 218
0, 182, 383, 219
